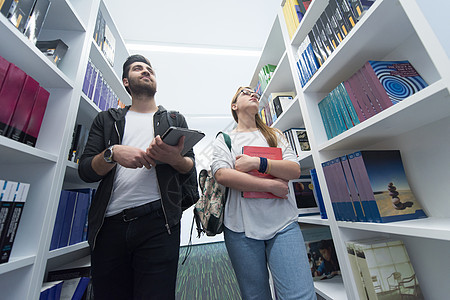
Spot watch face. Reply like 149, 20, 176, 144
104, 147, 113, 163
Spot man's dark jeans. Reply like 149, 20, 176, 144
91, 206, 180, 300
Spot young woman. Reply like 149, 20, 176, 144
212, 87, 316, 300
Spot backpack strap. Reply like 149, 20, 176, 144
165, 110, 179, 127
217, 131, 231, 151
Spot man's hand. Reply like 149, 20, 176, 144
146, 135, 185, 166
113, 144, 152, 169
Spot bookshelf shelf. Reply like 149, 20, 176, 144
314, 275, 347, 300
338, 217, 450, 242
0, 256, 36, 276
298, 214, 330, 226
0, 0, 129, 298
254, 0, 450, 299
0, 136, 58, 164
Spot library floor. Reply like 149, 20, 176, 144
176, 242, 241, 300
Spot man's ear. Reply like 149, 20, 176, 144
123, 78, 129, 87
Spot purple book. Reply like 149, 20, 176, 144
355, 69, 383, 114
87, 65, 98, 100
361, 63, 393, 110
322, 160, 342, 221
340, 155, 366, 222
347, 73, 376, 118
332, 157, 357, 221
343, 80, 366, 122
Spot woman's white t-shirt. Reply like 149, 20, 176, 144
211, 130, 299, 240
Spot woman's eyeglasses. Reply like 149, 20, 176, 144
240, 89, 261, 100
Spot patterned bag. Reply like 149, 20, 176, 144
193, 132, 231, 237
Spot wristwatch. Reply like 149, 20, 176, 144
103, 145, 115, 163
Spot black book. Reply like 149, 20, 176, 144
7, 0, 36, 32
0, 0, 13, 17
24, 0, 51, 44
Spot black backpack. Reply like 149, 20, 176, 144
165, 110, 199, 210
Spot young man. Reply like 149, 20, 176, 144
78, 54, 198, 299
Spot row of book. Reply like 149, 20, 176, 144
68, 123, 90, 164
282, 0, 311, 40
41, 256, 92, 300
319, 60, 428, 140
346, 237, 424, 299
295, 0, 375, 87
255, 64, 277, 95
323, 150, 427, 223
259, 91, 295, 126
0, 180, 30, 264
50, 188, 95, 251
82, 59, 124, 111
1, 0, 51, 44
93, 10, 116, 67
283, 127, 310, 157
0, 54, 50, 147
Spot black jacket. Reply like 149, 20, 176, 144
78, 105, 196, 250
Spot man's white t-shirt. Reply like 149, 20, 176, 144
106, 110, 161, 217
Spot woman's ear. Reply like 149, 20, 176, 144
231, 104, 237, 111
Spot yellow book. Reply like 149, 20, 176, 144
282, 0, 294, 39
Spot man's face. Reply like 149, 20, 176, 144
124, 62, 157, 96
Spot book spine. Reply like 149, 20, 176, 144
345, 241, 369, 300
333, 157, 357, 221
0, 64, 27, 136
57, 191, 77, 248
22, 86, 50, 147
5, 75, 40, 141
340, 155, 366, 222
0, 182, 29, 263
347, 151, 379, 222
322, 160, 341, 220
336, 82, 361, 126
69, 192, 90, 245
309, 169, 327, 219
363, 62, 393, 108
343, 79, 367, 122
50, 190, 69, 250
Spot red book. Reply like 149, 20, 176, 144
21, 86, 50, 147
242, 146, 283, 199
5, 75, 40, 141
0, 55, 11, 90
0, 64, 27, 136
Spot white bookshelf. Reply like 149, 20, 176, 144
0, 0, 130, 298
254, 0, 450, 299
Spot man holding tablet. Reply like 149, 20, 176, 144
78, 54, 198, 299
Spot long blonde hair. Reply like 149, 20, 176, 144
231, 86, 280, 147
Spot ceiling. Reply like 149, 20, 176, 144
102, 1, 282, 117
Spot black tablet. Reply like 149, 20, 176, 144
161, 126, 205, 156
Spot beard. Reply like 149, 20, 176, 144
128, 76, 157, 97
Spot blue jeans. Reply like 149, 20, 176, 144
224, 222, 316, 300
91, 207, 180, 300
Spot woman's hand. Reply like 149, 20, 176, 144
268, 178, 289, 199
235, 154, 260, 173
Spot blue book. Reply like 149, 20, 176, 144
69, 192, 90, 245
348, 150, 427, 223
87, 65, 98, 100
72, 277, 90, 300
310, 169, 327, 219
332, 157, 357, 221
322, 160, 341, 221
57, 191, 77, 248
50, 190, 69, 250
81, 60, 92, 96
92, 73, 103, 107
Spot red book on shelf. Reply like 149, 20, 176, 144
0, 64, 27, 136
0, 55, 11, 90
21, 86, 50, 147
5, 75, 40, 141
242, 146, 283, 199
